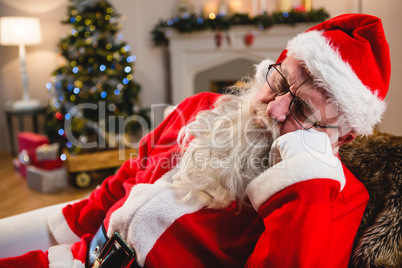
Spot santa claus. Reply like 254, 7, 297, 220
0, 13, 390, 268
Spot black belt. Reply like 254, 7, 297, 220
86, 224, 140, 268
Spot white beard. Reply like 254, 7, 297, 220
170, 83, 280, 209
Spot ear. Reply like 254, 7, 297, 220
337, 131, 356, 147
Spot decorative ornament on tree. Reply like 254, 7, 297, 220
55, 112, 63, 121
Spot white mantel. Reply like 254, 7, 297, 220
165, 23, 315, 105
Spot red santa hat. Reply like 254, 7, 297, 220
257, 14, 391, 135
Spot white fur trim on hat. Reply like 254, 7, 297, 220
254, 58, 275, 91
286, 30, 386, 135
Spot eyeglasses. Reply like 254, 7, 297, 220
266, 63, 338, 130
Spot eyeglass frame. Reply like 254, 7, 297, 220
266, 63, 339, 130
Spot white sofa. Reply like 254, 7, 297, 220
0, 200, 76, 258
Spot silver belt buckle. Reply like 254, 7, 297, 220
92, 232, 135, 268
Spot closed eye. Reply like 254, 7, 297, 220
273, 74, 289, 95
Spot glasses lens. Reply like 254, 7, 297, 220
290, 97, 317, 129
267, 65, 289, 96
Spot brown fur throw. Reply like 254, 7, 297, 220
339, 131, 402, 268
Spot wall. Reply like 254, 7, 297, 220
363, 1, 402, 137
0, 0, 401, 152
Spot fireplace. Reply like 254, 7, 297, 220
194, 58, 254, 94
165, 23, 314, 105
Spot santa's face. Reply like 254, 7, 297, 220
253, 56, 340, 147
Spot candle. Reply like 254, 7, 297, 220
278, 0, 291, 12
260, 0, 267, 13
219, 0, 228, 15
229, 0, 243, 15
203, 3, 218, 17
252, 0, 258, 16
304, 0, 312, 11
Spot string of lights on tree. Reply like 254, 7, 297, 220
45, 0, 150, 155
151, 8, 329, 46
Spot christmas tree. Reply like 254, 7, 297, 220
45, 0, 149, 155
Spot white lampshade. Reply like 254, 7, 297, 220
0, 17, 42, 46
0, 16, 42, 110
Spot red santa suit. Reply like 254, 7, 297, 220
0, 92, 368, 268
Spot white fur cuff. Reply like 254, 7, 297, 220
246, 154, 345, 211
48, 244, 84, 268
107, 174, 206, 267
48, 209, 81, 245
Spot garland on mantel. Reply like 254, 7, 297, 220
151, 8, 329, 46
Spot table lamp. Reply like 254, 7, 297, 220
0, 16, 42, 109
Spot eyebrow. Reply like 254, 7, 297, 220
280, 63, 310, 87
279, 63, 323, 114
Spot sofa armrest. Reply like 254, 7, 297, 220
0, 200, 76, 258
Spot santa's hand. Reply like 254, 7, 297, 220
246, 129, 345, 211
270, 129, 335, 167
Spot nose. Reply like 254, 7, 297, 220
266, 94, 293, 123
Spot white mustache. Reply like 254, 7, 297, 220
250, 100, 280, 139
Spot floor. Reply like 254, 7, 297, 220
0, 150, 98, 219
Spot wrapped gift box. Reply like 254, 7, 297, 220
34, 143, 63, 170
18, 132, 49, 156
18, 132, 49, 177
26, 166, 68, 193
34, 159, 63, 170
17, 133, 64, 177
35, 143, 60, 161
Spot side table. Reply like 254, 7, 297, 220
4, 105, 47, 156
